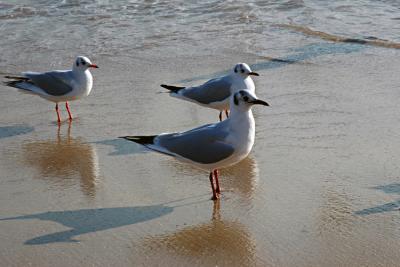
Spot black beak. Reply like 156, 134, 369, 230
251, 99, 269, 106
249, 72, 259, 76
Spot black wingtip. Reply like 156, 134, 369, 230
4, 75, 29, 81
119, 135, 156, 145
3, 76, 30, 89
4, 80, 21, 88
160, 84, 185, 93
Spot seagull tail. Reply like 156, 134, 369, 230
119, 135, 157, 145
160, 84, 185, 93
3, 76, 33, 92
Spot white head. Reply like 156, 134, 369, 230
73, 56, 99, 72
231, 90, 269, 111
232, 63, 259, 78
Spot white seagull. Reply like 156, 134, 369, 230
4, 56, 98, 123
120, 90, 269, 200
161, 63, 259, 121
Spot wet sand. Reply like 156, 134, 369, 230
2, 1, 400, 267
1, 45, 400, 266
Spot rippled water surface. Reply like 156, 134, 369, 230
1, 1, 400, 266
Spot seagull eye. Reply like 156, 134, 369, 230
243, 96, 249, 102
241, 69, 245, 73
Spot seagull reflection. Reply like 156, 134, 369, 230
22, 122, 99, 197
170, 155, 259, 199
136, 201, 258, 266
220, 156, 259, 198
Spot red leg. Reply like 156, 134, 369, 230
65, 101, 72, 120
225, 109, 229, 118
209, 172, 218, 200
214, 169, 220, 194
55, 103, 61, 123
219, 111, 222, 121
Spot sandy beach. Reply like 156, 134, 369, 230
1, 1, 400, 266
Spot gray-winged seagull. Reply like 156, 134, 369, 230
161, 63, 259, 121
4, 56, 98, 123
120, 90, 269, 200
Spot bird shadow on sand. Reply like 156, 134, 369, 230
94, 138, 148, 156
178, 42, 364, 83
0, 124, 34, 139
354, 183, 400, 215
0, 205, 174, 245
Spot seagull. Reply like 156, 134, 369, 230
120, 90, 269, 200
4, 56, 98, 123
161, 63, 259, 121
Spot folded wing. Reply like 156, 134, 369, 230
181, 77, 232, 104
155, 123, 234, 164
22, 71, 74, 96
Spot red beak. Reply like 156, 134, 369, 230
89, 64, 99, 68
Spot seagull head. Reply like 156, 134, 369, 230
232, 90, 269, 110
73, 56, 99, 71
232, 63, 259, 78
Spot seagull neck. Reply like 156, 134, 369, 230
231, 73, 245, 82
72, 66, 90, 75
228, 106, 254, 128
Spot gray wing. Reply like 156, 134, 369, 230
157, 123, 234, 164
24, 71, 74, 96
182, 77, 232, 104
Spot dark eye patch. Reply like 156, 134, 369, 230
81, 59, 86, 65
241, 69, 245, 73
76, 60, 79, 67
234, 66, 238, 73
243, 96, 249, 101
234, 94, 239, 105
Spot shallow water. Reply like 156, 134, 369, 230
1, 1, 400, 266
